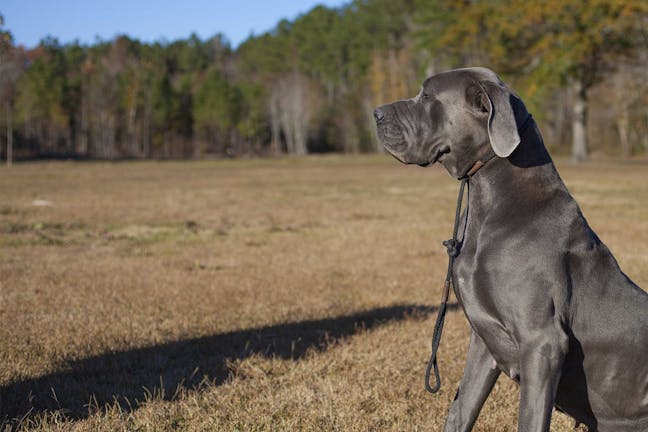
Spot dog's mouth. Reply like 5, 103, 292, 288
379, 127, 449, 167
417, 147, 449, 167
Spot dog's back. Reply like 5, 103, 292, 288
558, 212, 648, 429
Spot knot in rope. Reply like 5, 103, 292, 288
443, 239, 459, 257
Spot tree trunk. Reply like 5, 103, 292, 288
143, 102, 151, 158
6, 101, 12, 166
80, 90, 89, 156
617, 109, 631, 158
290, 74, 308, 155
571, 80, 589, 163
164, 132, 170, 159
127, 98, 137, 157
269, 91, 282, 155
343, 114, 358, 153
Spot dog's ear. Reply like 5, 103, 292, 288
465, 84, 490, 113
480, 81, 520, 157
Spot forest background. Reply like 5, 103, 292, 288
0, 0, 647, 164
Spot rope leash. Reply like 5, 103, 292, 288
424, 150, 496, 394
424, 114, 532, 394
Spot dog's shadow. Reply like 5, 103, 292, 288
1, 303, 451, 422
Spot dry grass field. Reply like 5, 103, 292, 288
1, 155, 647, 431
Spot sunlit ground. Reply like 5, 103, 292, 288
1, 155, 646, 431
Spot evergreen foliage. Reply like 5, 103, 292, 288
0, 1, 647, 160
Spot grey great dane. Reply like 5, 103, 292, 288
373, 67, 648, 431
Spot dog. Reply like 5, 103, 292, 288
374, 67, 648, 431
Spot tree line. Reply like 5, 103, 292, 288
0, 0, 647, 163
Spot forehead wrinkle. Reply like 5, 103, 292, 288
421, 79, 443, 97
423, 72, 468, 97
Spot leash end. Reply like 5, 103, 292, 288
424, 357, 442, 394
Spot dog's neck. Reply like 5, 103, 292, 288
467, 119, 568, 219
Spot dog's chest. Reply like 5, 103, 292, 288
453, 271, 521, 376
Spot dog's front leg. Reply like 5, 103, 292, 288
444, 330, 500, 432
517, 329, 569, 432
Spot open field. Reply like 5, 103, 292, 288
1, 155, 647, 431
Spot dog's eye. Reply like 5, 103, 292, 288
421, 92, 430, 101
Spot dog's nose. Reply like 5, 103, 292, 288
374, 108, 385, 123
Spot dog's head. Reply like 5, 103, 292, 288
374, 67, 529, 178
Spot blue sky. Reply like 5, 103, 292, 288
2, 0, 349, 48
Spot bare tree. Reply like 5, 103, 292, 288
268, 89, 282, 155
273, 73, 315, 155
611, 56, 648, 157
0, 15, 20, 166
571, 80, 589, 162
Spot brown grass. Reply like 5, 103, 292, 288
1, 155, 647, 431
